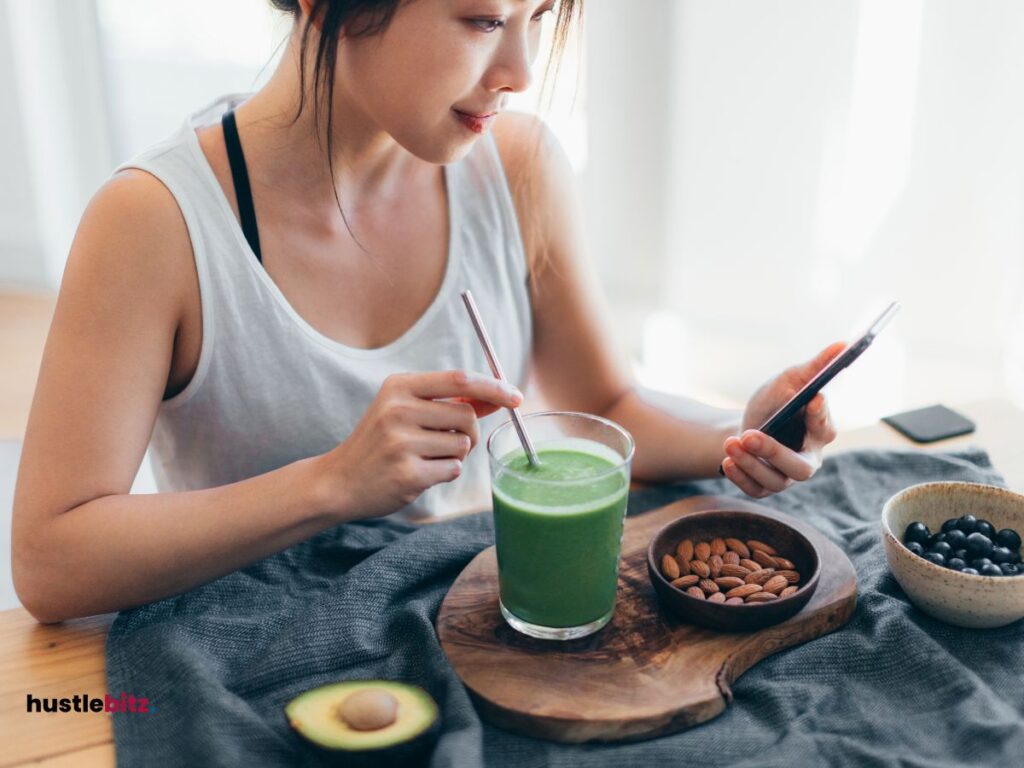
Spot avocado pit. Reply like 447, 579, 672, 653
338, 688, 398, 731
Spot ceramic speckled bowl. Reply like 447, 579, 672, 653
881, 482, 1024, 628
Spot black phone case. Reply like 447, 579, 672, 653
881, 404, 976, 443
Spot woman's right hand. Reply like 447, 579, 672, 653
315, 370, 523, 520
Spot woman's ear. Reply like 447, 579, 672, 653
296, 0, 324, 32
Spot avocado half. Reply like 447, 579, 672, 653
285, 680, 440, 766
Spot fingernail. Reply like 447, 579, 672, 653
507, 386, 523, 403
743, 434, 761, 451
726, 442, 741, 457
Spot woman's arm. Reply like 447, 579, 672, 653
492, 114, 737, 482
492, 114, 839, 489
13, 169, 521, 624
10, 172, 346, 623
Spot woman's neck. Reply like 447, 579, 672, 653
230, 33, 425, 214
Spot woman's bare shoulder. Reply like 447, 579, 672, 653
490, 111, 576, 269
73, 168, 197, 305
491, 111, 568, 191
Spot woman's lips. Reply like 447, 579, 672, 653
453, 109, 497, 134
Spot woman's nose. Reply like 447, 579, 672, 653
483, 30, 535, 94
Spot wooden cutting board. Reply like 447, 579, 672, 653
436, 495, 858, 743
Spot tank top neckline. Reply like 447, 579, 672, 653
182, 97, 463, 361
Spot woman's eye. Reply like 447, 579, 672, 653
470, 18, 504, 33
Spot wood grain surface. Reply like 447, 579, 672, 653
437, 495, 858, 743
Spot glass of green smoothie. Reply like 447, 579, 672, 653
486, 411, 634, 640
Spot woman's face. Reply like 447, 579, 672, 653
332, 0, 556, 163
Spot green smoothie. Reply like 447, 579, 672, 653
492, 438, 630, 629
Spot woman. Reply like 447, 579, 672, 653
12, 0, 841, 624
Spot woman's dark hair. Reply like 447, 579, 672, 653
266, 0, 582, 266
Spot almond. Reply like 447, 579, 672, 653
745, 568, 775, 585
675, 556, 691, 576
723, 551, 741, 565
739, 558, 762, 572
725, 538, 751, 558
772, 556, 796, 570
745, 591, 779, 603
699, 578, 720, 594
676, 539, 694, 564
708, 592, 727, 604
725, 597, 745, 605
777, 570, 801, 584
763, 575, 789, 595
709, 554, 724, 578
747, 539, 777, 556
670, 574, 700, 589
685, 586, 705, 600
714, 576, 746, 590
661, 554, 680, 580
725, 583, 763, 599
752, 549, 776, 568
780, 585, 799, 597
689, 560, 711, 578
694, 542, 712, 562
719, 563, 751, 578
710, 538, 727, 557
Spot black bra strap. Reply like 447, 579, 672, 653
221, 110, 262, 263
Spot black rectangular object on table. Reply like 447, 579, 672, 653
882, 404, 976, 443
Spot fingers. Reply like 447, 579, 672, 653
721, 456, 778, 499
803, 393, 837, 445
736, 430, 817, 482
409, 429, 473, 460
417, 457, 464, 486
397, 370, 522, 408
793, 341, 846, 384
724, 435, 795, 493
417, 399, 481, 448
447, 396, 502, 419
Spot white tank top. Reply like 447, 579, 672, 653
115, 94, 533, 522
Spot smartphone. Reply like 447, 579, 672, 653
758, 301, 901, 451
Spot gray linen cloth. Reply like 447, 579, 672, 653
106, 448, 1024, 766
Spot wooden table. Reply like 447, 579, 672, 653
2, 398, 1020, 766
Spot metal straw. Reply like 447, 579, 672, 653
460, 290, 541, 468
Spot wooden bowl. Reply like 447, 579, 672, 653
882, 481, 1024, 628
646, 509, 822, 631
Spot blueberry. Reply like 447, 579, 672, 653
965, 532, 994, 559
941, 518, 959, 533
956, 515, 978, 534
946, 558, 967, 571
976, 520, 995, 539
961, 567, 980, 575
924, 552, 946, 567
990, 546, 1013, 565
929, 541, 953, 559
999, 562, 1019, 576
953, 548, 968, 561
995, 528, 1022, 551
971, 558, 993, 571
906, 541, 925, 557
903, 522, 931, 546
980, 563, 1003, 577
943, 529, 967, 550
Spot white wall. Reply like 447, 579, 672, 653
633, 0, 1024, 422
0, 0, 113, 291
0, 1, 46, 288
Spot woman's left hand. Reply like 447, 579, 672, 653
721, 341, 845, 498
